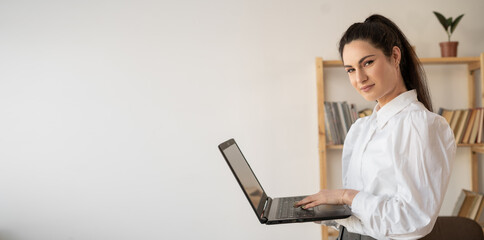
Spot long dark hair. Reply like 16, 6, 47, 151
338, 14, 433, 112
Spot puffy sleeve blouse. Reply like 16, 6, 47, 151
335, 90, 456, 240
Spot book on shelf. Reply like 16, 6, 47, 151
438, 107, 484, 144
439, 108, 454, 125
477, 109, 484, 143
324, 102, 341, 145
477, 196, 484, 227
460, 109, 473, 143
324, 101, 359, 145
358, 108, 373, 118
342, 102, 353, 133
449, 109, 462, 137
351, 104, 358, 123
329, 102, 342, 144
469, 108, 481, 144
453, 189, 484, 221
324, 103, 334, 145
455, 109, 470, 143
335, 102, 348, 139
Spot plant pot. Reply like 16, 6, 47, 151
439, 41, 459, 57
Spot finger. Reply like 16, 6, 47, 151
302, 200, 321, 209
294, 196, 314, 207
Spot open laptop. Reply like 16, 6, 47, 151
218, 138, 351, 224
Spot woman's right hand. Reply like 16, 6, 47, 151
294, 189, 358, 209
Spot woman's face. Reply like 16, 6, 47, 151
342, 40, 407, 108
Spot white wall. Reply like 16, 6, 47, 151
0, 0, 483, 239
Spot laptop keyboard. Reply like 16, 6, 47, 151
277, 196, 316, 219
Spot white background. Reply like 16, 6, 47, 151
0, 0, 483, 239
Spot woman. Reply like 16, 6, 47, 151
295, 15, 456, 239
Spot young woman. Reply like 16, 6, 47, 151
295, 15, 456, 239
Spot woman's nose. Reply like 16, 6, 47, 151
356, 69, 368, 83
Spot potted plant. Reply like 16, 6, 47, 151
433, 11, 464, 57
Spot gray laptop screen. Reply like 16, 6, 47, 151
223, 144, 264, 210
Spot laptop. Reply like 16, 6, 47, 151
218, 138, 351, 224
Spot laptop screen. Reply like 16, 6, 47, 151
222, 143, 264, 210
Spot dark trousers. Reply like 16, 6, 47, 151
337, 226, 377, 240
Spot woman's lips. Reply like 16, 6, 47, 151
360, 84, 374, 92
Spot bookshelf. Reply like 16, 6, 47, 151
315, 54, 484, 240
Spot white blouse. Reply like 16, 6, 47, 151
335, 90, 456, 239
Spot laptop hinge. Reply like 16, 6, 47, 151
261, 197, 272, 222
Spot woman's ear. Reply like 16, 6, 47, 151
392, 46, 401, 67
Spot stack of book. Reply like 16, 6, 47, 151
358, 109, 373, 118
438, 108, 484, 144
324, 102, 370, 145
453, 189, 484, 226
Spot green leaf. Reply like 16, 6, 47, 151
433, 11, 450, 31
446, 17, 453, 29
450, 14, 464, 34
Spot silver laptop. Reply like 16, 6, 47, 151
218, 138, 351, 224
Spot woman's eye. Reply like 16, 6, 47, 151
346, 68, 355, 73
364, 60, 374, 66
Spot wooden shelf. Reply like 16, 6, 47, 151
322, 56, 481, 67
326, 145, 344, 150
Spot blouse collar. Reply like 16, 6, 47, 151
372, 90, 418, 129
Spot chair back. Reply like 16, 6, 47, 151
420, 216, 484, 240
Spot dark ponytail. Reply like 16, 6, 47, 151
338, 14, 433, 112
